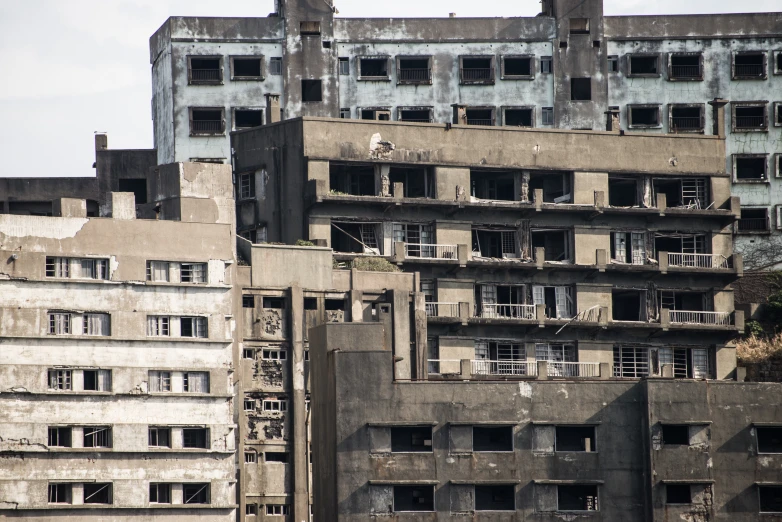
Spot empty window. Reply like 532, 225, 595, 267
662, 424, 690, 445
460, 56, 494, 83
263, 297, 286, 309
607, 55, 618, 72
666, 484, 692, 504
83, 484, 111, 504
300, 21, 321, 35
738, 208, 769, 232
147, 316, 170, 337
180, 317, 207, 338
760, 486, 782, 513
331, 222, 381, 255
670, 105, 704, 132
149, 427, 171, 447
612, 289, 647, 322
245, 451, 257, 463
359, 57, 389, 79
83, 313, 110, 336
48, 427, 72, 447
150, 483, 171, 504
45, 257, 70, 278
391, 426, 433, 452
83, 426, 111, 448
504, 108, 533, 127
653, 177, 708, 208
757, 427, 782, 453
190, 108, 225, 135
244, 398, 256, 411
734, 104, 767, 130
48, 313, 71, 335
629, 54, 659, 76
398, 57, 432, 83
231, 56, 263, 80
558, 485, 599, 511
474, 426, 513, 452
183, 372, 209, 393
542, 107, 554, 125
267, 505, 290, 515
240, 173, 256, 199
556, 426, 596, 452
234, 109, 263, 130
502, 56, 532, 78
263, 398, 287, 412
269, 57, 282, 75
531, 230, 572, 263
472, 229, 518, 258
471, 170, 516, 201
735, 155, 768, 181
777, 103, 782, 125
569, 18, 589, 34
608, 177, 638, 207
188, 56, 222, 84
246, 504, 258, 515
629, 105, 660, 127
398, 108, 433, 123
338, 57, 349, 75
670, 53, 702, 80
148, 371, 172, 392
475, 484, 515, 511
393, 485, 434, 512
183, 483, 209, 504
48, 483, 72, 504
541, 56, 552, 74
242, 295, 255, 308
571, 78, 591, 101
466, 108, 495, 126
301, 80, 322, 102
262, 349, 287, 360
265, 451, 290, 462
183, 428, 209, 449
733, 52, 766, 79
777, 51, 782, 73
48, 369, 72, 390
83, 369, 111, 391
360, 108, 391, 121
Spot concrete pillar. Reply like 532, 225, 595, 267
457, 244, 469, 266
52, 198, 87, 218
111, 192, 136, 220
537, 361, 549, 380
605, 109, 620, 132
458, 302, 471, 324
736, 366, 747, 382
392, 241, 406, 264
596, 249, 607, 271
536, 303, 547, 324
661, 308, 670, 329
94, 133, 108, 151
599, 306, 608, 326
656, 192, 667, 213
734, 310, 745, 333
535, 247, 545, 269
413, 292, 428, 380
452, 104, 467, 125
661, 364, 674, 378
350, 289, 363, 322
734, 254, 743, 276
594, 190, 605, 208
266, 93, 281, 124
599, 362, 610, 380
377, 300, 393, 352
534, 188, 544, 210
393, 182, 404, 200
659, 251, 669, 274
708, 98, 729, 139
391, 290, 411, 380
461, 359, 472, 379
289, 285, 308, 522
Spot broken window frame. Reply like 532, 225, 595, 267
500, 54, 535, 80
148, 370, 172, 392
557, 484, 599, 512
147, 316, 170, 337
48, 313, 71, 335
180, 262, 207, 284
150, 483, 172, 504
393, 223, 434, 254
733, 154, 769, 182
607, 55, 618, 72
459, 55, 496, 85
82, 369, 112, 392
83, 426, 112, 448
628, 104, 662, 129
183, 483, 210, 504
732, 101, 768, 132
388, 166, 434, 198
669, 103, 705, 133
229, 55, 264, 81
82, 313, 110, 336
626, 53, 661, 78
732, 51, 768, 80
473, 341, 527, 375
149, 426, 172, 448
535, 343, 578, 375
503, 106, 535, 127
470, 169, 517, 201
45, 257, 108, 280
396, 55, 433, 85
300, 20, 321, 35
232, 107, 264, 131
180, 316, 208, 338
189, 107, 226, 136
611, 231, 647, 265
48, 426, 72, 447
83, 483, 112, 504
774, 102, 782, 127
48, 369, 72, 390
531, 228, 572, 263
263, 398, 288, 412
668, 52, 703, 81
187, 55, 223, 85
357, 56, 391, 81
183, 372, 210, 393
331, 221, 382, 255
239, 172, 256, 199
358, 107, 392, 121
472, 227, 521, 259
532, 285, 574, 319
146, 261, 170, 282
48, 483, 72, 504
473, 425, 515, 452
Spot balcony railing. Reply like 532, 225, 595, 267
405, 243, 457, 260
472, 359, 537, 376
461, 68, 493, 81
191, 69, 221, 82
735, 64, 764, 77
425, 302, 459, 318
398, 68, 432, 82
738, 218, 769, 232
547, 361, 601, 378
668, 253, 731, 269
735, 115, 765, 129
671, 117, 702, 131
669, 310, 732, 326
467, 119, 494, 126
479, 304, 536, 320
191, 120, 224, 133
671, 64, 701, 79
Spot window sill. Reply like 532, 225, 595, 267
397, 80, 433, 86
460, 81, 496, 86
732, 179, 769, 184
732, 76, 768, 81
501, 75, 535, 81
627, 74, 661, 79
732, 128, 768, 133
188, 81, 224, 86
231, 76, 264, 81
629, 125, 663, 130
668, 77, 703, 82
190, 132, 226, 137
357, 77, 391, 82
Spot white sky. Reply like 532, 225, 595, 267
0, 0, 778, 178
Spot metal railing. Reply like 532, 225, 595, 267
427, 359, 461, 374
191, 120, 224, 133
547, 361, 601, 378
461, 68, 493, 81
480, 304, 536, 320
668, 253, 731, 269
472, 359, 537, 376
671, 117, 702, 131
671, 64, 701, 78
425, 302, 459, 318
735, 115, 765, 129
735, 64, 764, 77
191, 69, 221, 82
405, 243, 457, 260
398, 68, 432, 82
467, 119, 494, 126
738, 218, 768, 232
669, 310, 732, 326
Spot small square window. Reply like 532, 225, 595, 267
243, 348, 256, 359
302, 79, 322, 102
571, 78, 591, 101
661, 424, 689, 446
149, 427, 171, 448
48, 427, 72, 447
243, 295, 255, 308
541, 56, 552, 74
759, 485, 782, 513
339, 108, 351, 119
245, 451, 257, 463
183, 483, 209, 504
666, 484, 692, 504
244, 398, 257, 411
338, 57, 349, 75
246, 503, 258, 515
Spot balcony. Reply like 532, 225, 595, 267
666, 253, 731, 270
479, 303, 536, 320
404, 243, 457, 260
472, 359, 537, 376
427, 359, 607, 380
425, 302, 459, 318
668, 310, 732, 327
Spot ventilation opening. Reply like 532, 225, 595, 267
630, 107, 659, 127
662, 424, 689, 445
263, 297, 286, 309
630, 55, 658, 75
304, 298, 318, 310
329, 163, 375, 195
118, 179, 147, 204
571, 78, 591, 100
301, 79, 322, 102
556, 426, 596, 452
473, 426, 513, 451
243, 295, 255, 308
300, 21, 321, 35
325, 299, 345, 311
666, 484, 692, 504
234, 109, 263, 130
505, 108, 533, 127
504, 57, 532, 77
611, 289, 645, 321
391, 426, 433, 452
265, 452, 289, 462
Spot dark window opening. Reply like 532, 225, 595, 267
83, 370, 98, 391
671, 106, 703, 132
398, 58, 431, 83
653, 177, 708, 208
389, 166, 431, 198
84, 483, 112, 504
461, 57, 494, 82
360, 58, 389, 78
475, 484, 515, 511
300, 21, 321, 35
542, 107, 554, 125
234, 109, 263, 130
325, 299, 345, 311
569, 18, 589, 34
630, 55, 659, 75
531, 229, 570, 262
571, 78, 591, 101
558, 485, 598, 511
304, 298, 318, 310
118, 179, 147, 204
48, 483, 72, 504
736, 156, 767, 180
472, 229, 517, 258
83, 426, 111, 448
609, 177, 638, 207
189, 57, 221, 83
528, 171, 571, 203
473, 426, 513, 452
541, 56, 552, 74
332, 222, 380, 255
608, 56, 618, 72
360, 108, 391, 121
757, 427, 782, 453
391, 426, 433, 452
322, 40, 331, 48
738, 208, 769, 232
399, 109, 432, 123
243, 295, 255, 308
466, 108, 494, 126
183, 428, 209, 449
505, 108, 533, 127
48, 427, 72, 447
149, 427, 171, 447
630, 106, 660, 127
393, 485, 434, 512
777, 104, 782, 125
232, 57, 262, 78
150, 483, 172, 504
338, 57, 349, 75
471, 170, 515, 201
263, 297, 285, 309
612, 289, 646, 322
340, 108, 350, 119
666, 484, 692, 504
503, 57, 532, 77
777, 52, 782, 73
301, 79, 322, 102
191, 108, 224, 134
734, 53, 765, 78
183, 483, 209, 504
329, 163, 375, 195
265, 451, 290, 462
654, 234, 706, 256
760, 486, 782, 513
556, 426, 596, 452
670, 54, 701, 79
662, 424, 690, 445
735, 106, 766, 130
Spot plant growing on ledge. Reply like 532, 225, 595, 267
295, 239, 316, 247
350, 257, 400, 273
